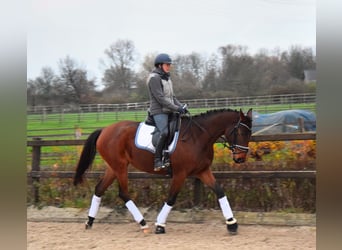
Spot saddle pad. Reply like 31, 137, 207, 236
135, 122, 178, 154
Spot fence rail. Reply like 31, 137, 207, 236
27, 133, 316, 204
27, 93, 316, 115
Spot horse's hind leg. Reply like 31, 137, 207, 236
197, 170, 238, 235
115, 171, 149, 232
85, 168, 116, 229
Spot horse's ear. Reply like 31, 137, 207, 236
239, 108, 252, 119
239, 109, 244, 119
246, 108, 252, 119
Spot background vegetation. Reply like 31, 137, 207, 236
27, 40, 316, 106
27, 139, 315, 213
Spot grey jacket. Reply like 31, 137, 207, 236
146, 68, 182, 115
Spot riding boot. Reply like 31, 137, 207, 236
154, 135, 167, 171
163, 149, 171, 167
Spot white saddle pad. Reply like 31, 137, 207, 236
135, 122, 179, 154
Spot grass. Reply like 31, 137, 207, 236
27, 103, 316, 138
26, 102, 316, 166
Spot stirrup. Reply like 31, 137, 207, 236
163, 150, 171, 167
154, 159, 165, 171
154, 165, 166, 171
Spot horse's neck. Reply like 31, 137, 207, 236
194, 112, 238, 143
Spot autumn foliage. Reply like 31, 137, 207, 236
28, 141, 316, 213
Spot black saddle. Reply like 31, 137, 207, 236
145, 111, 181, 147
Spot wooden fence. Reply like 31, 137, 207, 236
27, 133, 316, 204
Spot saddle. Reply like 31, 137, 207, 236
145, 111, 180, 147
135, 112, 181, 154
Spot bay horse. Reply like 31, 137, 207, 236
74, 108, 252, 235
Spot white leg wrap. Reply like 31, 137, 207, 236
125, 200, 144, 223
88, 195, 101, 218
218, 196, 234, 220
156, 203, 173, 227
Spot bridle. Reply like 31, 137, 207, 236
222, 119, 252, 154
181, 112, 252, 155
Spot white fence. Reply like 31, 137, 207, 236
27, 93, 316, 115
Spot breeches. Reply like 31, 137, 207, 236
153, 113, 169, 137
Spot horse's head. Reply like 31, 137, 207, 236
225, 108, 253, 163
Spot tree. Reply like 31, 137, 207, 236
171, 53, 204, 99
281, 46, 316, 80
27, 67, 57, 106
102, 39, 137, 95
56, 56, 96, 104
252, 50, 291, 95
217, 44, 259, 96
202, 53, 220, 92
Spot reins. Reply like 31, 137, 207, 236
180, 113, 207, 141
180, 110, 251, 154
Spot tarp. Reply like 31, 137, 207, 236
252, 109, 316, 135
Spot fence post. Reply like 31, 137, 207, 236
298, 117, 305, 132
31, 137, 42, 204
193, 178, 203, 206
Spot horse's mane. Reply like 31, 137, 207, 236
184, 108, 239, 121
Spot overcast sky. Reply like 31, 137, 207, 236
27, 0, 316, 88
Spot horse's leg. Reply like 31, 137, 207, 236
115, 171, 149, 232
86, 168, 116, 229
155, 174, 186, 234
197, 170, 238, 235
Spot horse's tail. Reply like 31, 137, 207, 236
73, 129, 102, 186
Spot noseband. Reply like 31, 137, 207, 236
223, 120, 251, 154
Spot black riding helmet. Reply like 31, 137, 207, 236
154, 53, 172, 67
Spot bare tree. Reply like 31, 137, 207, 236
27, 67, 57, 106
202, 53, 220, 92
171, 53, 204, 99
56, 56, 96, 104
281, 46, 316, 80
102, 39, 137, 93
217, 44, 256, 95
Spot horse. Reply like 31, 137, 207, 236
73, 108, 252, 235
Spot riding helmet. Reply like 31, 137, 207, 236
154, 53, 172, 66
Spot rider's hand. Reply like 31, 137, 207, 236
178, 104, 189, 114
182, 104, 189, 114
177, 106, 187, 114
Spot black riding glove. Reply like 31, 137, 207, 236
177, 104, 189, 114
177, 106, 187, 114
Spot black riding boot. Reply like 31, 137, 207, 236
154, 135, 167, 171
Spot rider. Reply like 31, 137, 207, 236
146, 53, 187, 171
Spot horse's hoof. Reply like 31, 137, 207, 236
85, 221, 92, 230
155, 225, 166, 234
226, 218, 238, 235
141, 224, 150, 234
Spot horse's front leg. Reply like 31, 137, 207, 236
155, 174, 186, 234
197, 170, 238, 235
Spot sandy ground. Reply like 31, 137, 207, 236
27, 206, 316, 249
27, 221, 316, 250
